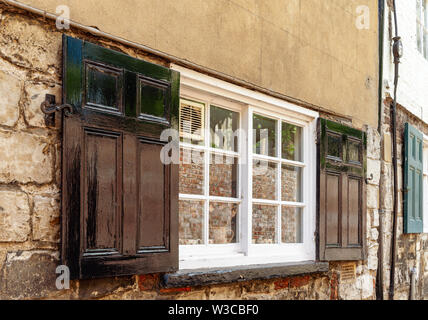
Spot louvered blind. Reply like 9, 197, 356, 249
179, 99, 204, 141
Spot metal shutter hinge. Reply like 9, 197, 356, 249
40, 94, 75, 127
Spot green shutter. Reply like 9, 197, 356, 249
404, 123, 424, 234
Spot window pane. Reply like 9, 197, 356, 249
281, 207, 303, 243
209, 202, 238, 244
252, 204, 277, 244
417, 25, 422, 53
210, 105, 239, 151
424, 30, 428, 59
253, 160, 277, 200
282, 122, 302, 161
327, 134, 342, 159
253, 114, 277, 157
281, 165, 302, 202
209, 153, 238, 198
348, 140, 361, 163
179, 200, 204, 245
179, 148, 204, 195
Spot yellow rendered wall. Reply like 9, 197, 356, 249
19, 0, 379, 128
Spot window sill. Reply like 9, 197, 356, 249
162, 261, 329, 288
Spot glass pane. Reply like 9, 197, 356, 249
210, 105, 239, 151
252, 204, 277, 244
86, 64, 119, 110
424, 30, 428, 59
209, 202, 238, 244
179, 200, 204, 245
327, 134, 342, 159
281, 207, 303, 243
282, 122, 302, 161
140, 79, 165, 118
348, 140, 361, 163
209, 153, 238, 198
179, 148, 204, 195
281, 165, 302, 202
253, 160, 277, 200
253, 114, 277, 157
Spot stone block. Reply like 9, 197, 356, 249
0, 251, 59, 299
0, 131, 53, 184
32, 195, 60, 242
367, 126, 381, 160
367, 185, 379, 210
383, 132, 392, 163
367, 158, 380, 185
0, 189, 30, 242
79, 276, 135, 299
360, 274, 374, 299
24, 82, 61, 128
0, 13, 61, 76
208, 284, 241, 300
0, 70, 22, 127
370, 228, 379, 241
372, 209, 379, 227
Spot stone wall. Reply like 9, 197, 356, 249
0, 5, 382, 300
379, 98, 428, 300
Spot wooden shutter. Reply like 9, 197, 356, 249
317, 118, 367, 261
61, 35, 180, 279
404, 123, 424, 234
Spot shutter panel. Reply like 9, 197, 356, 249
404, 123, 424, 234
317, 118, 367, 261
61, 35, 179, 279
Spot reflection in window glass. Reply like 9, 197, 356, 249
416, 0, 428, 59
348, 140, 361, 163
179, 200, 204, 245
209, 153, 238, 198
327, 134, 342, 159
252, 205, 277, 244
253, 160, 277, 200
253, 114, 277, 157
281, 207, 302, 243
210, 106, 239, 151
281, 165, 302, 202
179, 148, 204, 195
209, 202, 238, 244
282, 123, 302, 161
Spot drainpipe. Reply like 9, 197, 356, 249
376, 0, 385, 300
389, 0, 403, 301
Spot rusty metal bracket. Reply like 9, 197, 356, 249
40, 94, 74, 126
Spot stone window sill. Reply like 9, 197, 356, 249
162, 261, 329, 288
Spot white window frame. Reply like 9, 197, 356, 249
172, 64, 318, 269
423, 134, 428, 233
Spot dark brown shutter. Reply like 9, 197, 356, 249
61, 35, 179, 279
317, 118, 367, 261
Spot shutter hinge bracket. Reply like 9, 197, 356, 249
40, 94, 75, 127
365, 173, 373, 184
